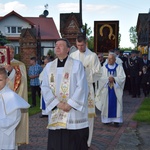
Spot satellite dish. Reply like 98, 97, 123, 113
43, 10, 49, 17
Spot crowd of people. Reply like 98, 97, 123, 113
97, 49, 150, 98
1, 35, 150, 150
38, 37, 126, 149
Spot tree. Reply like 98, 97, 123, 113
0, 31, 9, 46
87, 36, 94, 51
81, 23, 94, 51
82, 23, 92, 37
47, 49, 55, 57
129, 26, 137, 49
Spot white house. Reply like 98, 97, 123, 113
0, 10, 60, 56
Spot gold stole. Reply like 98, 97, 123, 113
109, 82, 114, 89
47, 57, 73, 128
79, 53, 95, 118
11, 62, 22, 92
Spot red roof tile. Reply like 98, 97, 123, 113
26, 17, 60, 40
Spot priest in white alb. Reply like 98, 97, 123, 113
41, 38, 89, 150
70, 34, 101, 147
95, 52, 126, 127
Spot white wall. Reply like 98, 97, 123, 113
0, 15, 31, 37
0, 15, 56, 56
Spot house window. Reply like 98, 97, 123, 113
11, 27, 16, 33
7, 27, 10, 33
17, 27, 22, 33
5, 26, 22, 34
15, 46, 20, 54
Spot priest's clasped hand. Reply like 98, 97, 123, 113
108, 76, 115, 83
57, 101, 72, 112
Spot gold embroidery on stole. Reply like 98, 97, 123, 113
47, 57, 73, 129
11, 62, 22, 92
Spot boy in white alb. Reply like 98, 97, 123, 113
0, 68, 30, 150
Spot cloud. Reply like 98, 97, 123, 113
0, 3, 4, 10
0, 1, 45, 17
57, 3, 79, 12
84, 4, 119, 13
57, 3, 119, 14
0, 1, 28, 15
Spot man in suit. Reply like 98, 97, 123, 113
140, 54, 150, 73
127, 50, 142, 98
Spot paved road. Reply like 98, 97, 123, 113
19, 91, 145, 150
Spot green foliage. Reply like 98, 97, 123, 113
87, 36, 94, 51
0, 31, 9, 46
120, 47, 134, 51
81, 23, 94, 51
47, 49, 55, 57
82, 23, 92, 37
129, 26, 138, 49
133, 97, 150, 123
14, 54, 21, 61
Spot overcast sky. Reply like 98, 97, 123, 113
0, 0, 150, 48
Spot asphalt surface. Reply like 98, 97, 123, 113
19, 91, 150, 150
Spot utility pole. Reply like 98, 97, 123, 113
80, 0, 82, 26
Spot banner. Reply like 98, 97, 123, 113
0, 46, 10, 67
94, 21, 119, 54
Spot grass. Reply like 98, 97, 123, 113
28, 92, 41, 116
133, 97, 150, 124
